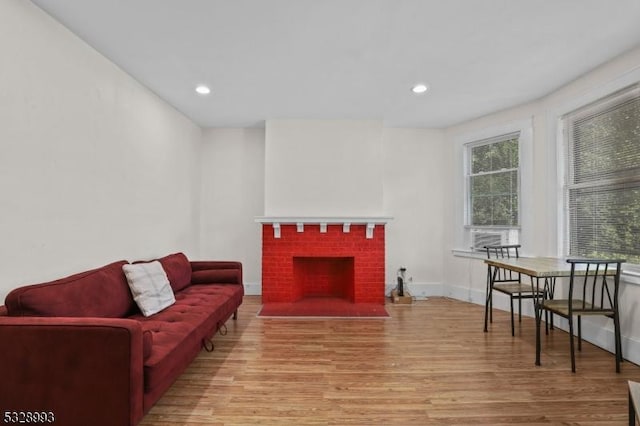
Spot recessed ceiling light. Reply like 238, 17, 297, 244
195, 85, 211, 95
412, 83, 429, 94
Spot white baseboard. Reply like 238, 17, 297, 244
386, 281, 444, 300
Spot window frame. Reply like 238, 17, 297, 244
452, 119, 533, 255
561, 83, 640, 267
465, 132, 521, 230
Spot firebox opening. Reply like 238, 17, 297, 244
293, 257, 355, 302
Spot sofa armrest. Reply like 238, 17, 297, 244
0, 317, 144, 426
190, 261, 243, 285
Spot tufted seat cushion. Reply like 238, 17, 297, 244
129, 284, 243, 393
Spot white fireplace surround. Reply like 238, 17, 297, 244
255, 216, 392, 239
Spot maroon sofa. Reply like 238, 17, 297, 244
0, 252, 243, 426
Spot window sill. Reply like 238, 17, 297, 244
451, 249, 486, 260
622, 269, 640, 286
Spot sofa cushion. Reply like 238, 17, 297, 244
130, 284, 243, 394
191, 268, 240, 284
123, 262, 175, 317
158, 253, 192, 292
4, 261, 136, 317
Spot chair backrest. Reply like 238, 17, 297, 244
485, 244, 521, 282
566, 259, 625, 314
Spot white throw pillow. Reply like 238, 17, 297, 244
123, 261, 176, 317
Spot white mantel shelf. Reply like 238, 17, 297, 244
255, 216, 393, 224
255, 216, 393, 239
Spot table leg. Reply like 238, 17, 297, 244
532, 276, 542, 366
549, 277, 556, 330
484, 266, 497, 332
544, 278, 549, 335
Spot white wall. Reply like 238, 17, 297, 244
199, 126, 447, 297
0, 0, 202, 301
264, 119, 384, 217
200, 128, 265, 295
382, 128, 446, 297
443, 45, 640, 364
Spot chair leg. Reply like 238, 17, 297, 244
490, 292, 493, 323
484, 267, 492, 332
614, 312, 623, 364
569, 316, 576, 373
510, 296, 515, 337
578, 315, 582, 351
544, 300, 550, 334
614, 312, 622, 373
484, 293, 491, 332
518, 296, 522, 323
545, 309, 549, 335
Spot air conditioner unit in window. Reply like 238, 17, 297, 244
471, 229, 517, 251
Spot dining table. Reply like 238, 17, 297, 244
484, 256, 607, 367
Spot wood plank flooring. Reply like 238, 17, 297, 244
139, 296, 640, 425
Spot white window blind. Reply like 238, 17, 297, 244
565, 84, 640, 264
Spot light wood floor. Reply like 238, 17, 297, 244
139, 296, 640, 425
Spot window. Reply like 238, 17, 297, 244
564, 84, 640, 265
465, 132, 520, 250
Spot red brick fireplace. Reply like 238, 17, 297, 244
259, 218, 389, 305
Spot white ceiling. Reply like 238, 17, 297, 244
31, 0, 640, 128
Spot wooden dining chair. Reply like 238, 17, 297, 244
539, 259, 624, 373
483, 244, 539, 336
